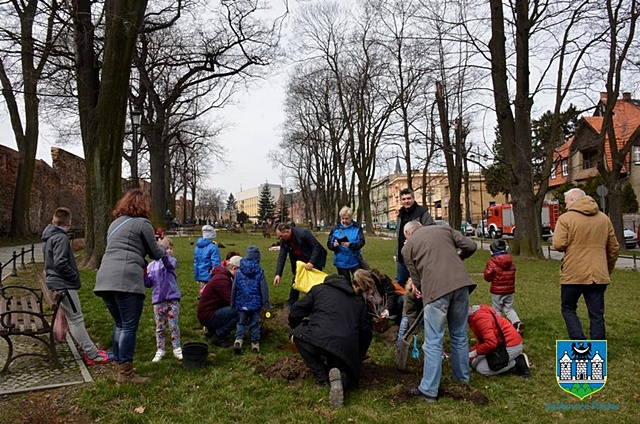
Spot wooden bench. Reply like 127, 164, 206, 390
0, 284, 65, 373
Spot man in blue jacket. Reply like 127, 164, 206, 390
274, 222, 327, 308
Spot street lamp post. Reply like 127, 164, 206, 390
289, 189, 294, 223
130, 106, 142, 188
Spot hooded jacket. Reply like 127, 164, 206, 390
327, 221, 365, 269
95, 216, 165, 295
144, 255, 180, 304
552, 196, 619, 284
193, 237, 221, 282
232, 258, 270, 312
468, 305, 522, 355
289, 274, 372, 385
197, 265, 234, 325
42, 224, 81, 291
483, 251, 516, 295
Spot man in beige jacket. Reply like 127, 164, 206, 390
552, 188, 619, 340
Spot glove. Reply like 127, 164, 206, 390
380, 309, 390, 319
469, 349, 478, 362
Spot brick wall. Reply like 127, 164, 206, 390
0, 145, 86, 236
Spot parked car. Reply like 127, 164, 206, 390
433, 219, 450, 227
463, 222, 475, 237
476, 219, 489, 238
624, 227, 637, 249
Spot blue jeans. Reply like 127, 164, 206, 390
206, 306, 238, 339
418, 287, 470, 398
395, 259, 410, 286
235, 310, 261, 343
98, 291, 145, 364
561, 284, 607, 340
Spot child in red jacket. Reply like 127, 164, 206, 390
484, 240, 523, 334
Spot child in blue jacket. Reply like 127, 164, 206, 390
232, 246, 270, 354
145, 237, 182, 362
194, 225, 221, 289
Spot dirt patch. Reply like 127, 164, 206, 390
255, 355, 309, 381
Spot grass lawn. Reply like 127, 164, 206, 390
2, 230, 639, 423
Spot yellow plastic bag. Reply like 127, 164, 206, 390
292, 261, 328, 293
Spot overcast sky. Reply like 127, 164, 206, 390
0, 70, 287, 196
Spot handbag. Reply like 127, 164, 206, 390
292, 261, 328, 293
485, 310, 510, 371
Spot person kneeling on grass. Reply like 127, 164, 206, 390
468, 304, 530, 377
289, 274, 372, 409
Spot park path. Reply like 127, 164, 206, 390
0, 242, 44, 281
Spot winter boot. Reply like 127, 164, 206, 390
116, 362, 150, 385
329, 368, 344, 409
514, 353, 531, 378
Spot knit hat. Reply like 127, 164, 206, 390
202, 225, 216, 240
490, 239, 507, 253
228, 255, 242, 268
245, 246, 261, 262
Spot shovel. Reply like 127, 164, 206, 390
395, 307, 425, 371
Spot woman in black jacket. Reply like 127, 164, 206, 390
289, 274, 372, 409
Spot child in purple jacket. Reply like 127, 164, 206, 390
144, 237, 183, 361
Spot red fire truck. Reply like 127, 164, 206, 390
486, 202, 560, 240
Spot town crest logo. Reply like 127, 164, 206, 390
556, 340, 607, 400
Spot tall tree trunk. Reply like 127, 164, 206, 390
73, 0, 148, 267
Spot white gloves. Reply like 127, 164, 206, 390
380, 309, 390, 319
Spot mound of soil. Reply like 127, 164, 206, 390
255, 356, 309, 381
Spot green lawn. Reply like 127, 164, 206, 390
4, 230, 639, 423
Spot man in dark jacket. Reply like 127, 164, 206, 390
395, 188, 433, 286
197, 256, 241, 347
274, 222, 328, 308
289, 274, 372, 409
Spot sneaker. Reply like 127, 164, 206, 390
83, 349, 113, 366
234, 339, 243, 355
173, 347, 183, 360
513, 321, 524, 335
515, 353, 531, 377
251, 342, 260, 353
408, 387, 438, 403
329, 368, 344, 409
152, 349, 165, 363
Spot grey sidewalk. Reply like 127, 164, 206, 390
0, 242, 44, 282
0, 241, 92, 394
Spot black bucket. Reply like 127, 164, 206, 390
183, 342, 208, 369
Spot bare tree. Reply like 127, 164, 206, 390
69, 0, 148, 267
133, 0, 283, 227
0, 0, 65, 238
595, 0, 640, 246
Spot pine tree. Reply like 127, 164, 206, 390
226, 193, 237, 211
258, 184, 275, 222
622, 183, 639, 214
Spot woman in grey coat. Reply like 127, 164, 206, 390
95, 190, 165, 384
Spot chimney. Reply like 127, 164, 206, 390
600, 92, 608, 102
622, 92, 631, 101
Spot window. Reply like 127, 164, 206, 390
561, 160, 569, 176
551, 164, 557, 179
634, 145, 640, 165
582, 150, 596, 169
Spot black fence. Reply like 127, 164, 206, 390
0, 244, 36, 282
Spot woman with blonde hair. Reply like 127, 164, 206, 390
95, 189, 165, 384
327, 206, 366, 282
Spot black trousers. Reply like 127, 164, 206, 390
561, 283, 607, 340
294, 337, 353, 389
